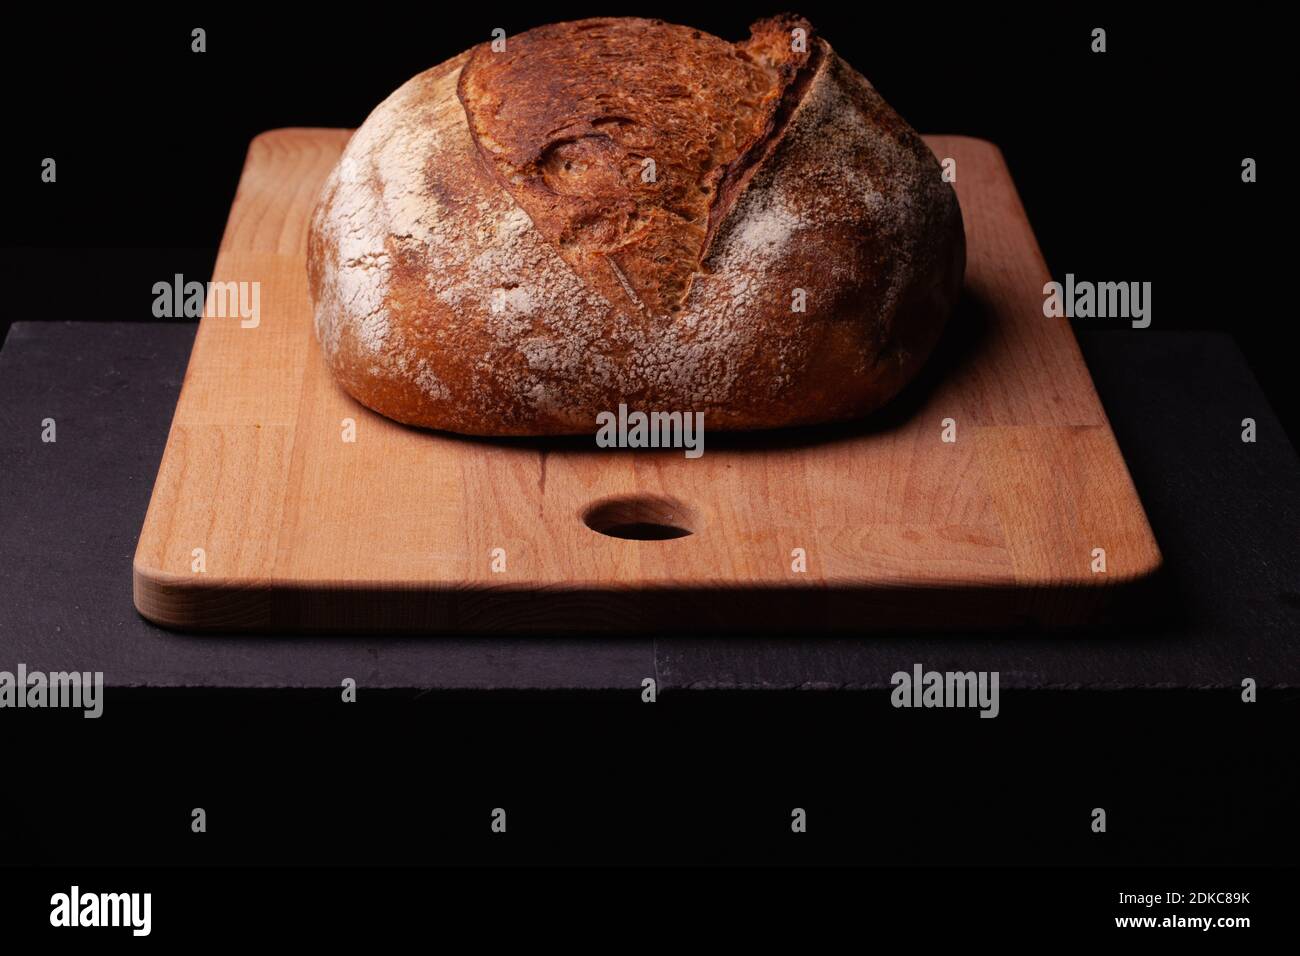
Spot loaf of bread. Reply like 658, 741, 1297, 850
307, 15, 964, 434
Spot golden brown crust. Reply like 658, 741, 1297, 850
457, 16, 813, 318
307, 17, 965, 435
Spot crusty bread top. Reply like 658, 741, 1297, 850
458, 16, 814, 318
308, 16, 963, 434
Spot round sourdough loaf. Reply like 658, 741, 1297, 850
307, 15, 965, 434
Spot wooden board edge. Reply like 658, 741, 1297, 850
132, 556, 271, 631
131, 564, 1159, 633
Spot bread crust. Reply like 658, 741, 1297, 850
307, 17, 965, 435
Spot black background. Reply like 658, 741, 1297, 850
2, 7, 1288, 436
1, 4, 1295, 938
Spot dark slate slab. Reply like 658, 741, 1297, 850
0, 322, 1296, 689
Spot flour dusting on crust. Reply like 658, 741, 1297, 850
306, 24, 964, 434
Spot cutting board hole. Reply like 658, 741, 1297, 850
583, 495, 697, 541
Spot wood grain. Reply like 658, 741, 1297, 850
132, 129, 1161, 632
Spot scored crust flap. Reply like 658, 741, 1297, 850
457, 15, 818, 318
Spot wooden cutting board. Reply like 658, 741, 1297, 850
133, 128, 1160, 632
